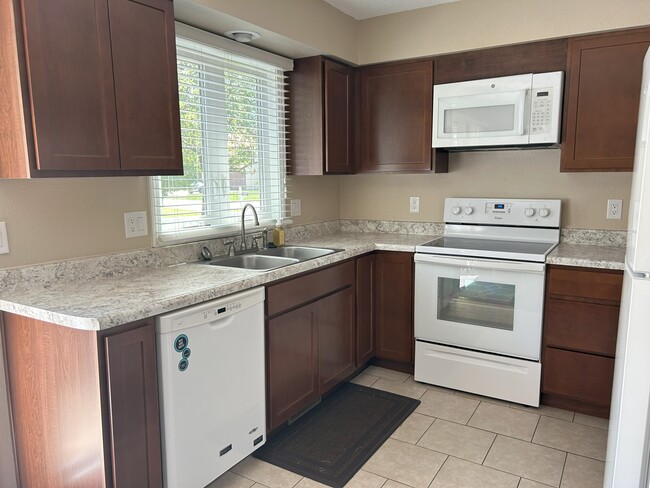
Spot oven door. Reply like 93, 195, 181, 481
414, 253, 545, 360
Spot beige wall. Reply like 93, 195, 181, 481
340, 150, 632, 230
358, 0, 650, 64
1, 0, 648, 270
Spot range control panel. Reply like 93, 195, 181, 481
444, 198, 561, 227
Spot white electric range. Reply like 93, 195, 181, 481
414, 197, 561, 406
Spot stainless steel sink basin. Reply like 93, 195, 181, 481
208, 254, 299, 271
258, 246, 336, 260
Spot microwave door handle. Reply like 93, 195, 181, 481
515, 90, 528, 135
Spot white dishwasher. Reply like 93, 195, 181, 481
156, 287, 266, 488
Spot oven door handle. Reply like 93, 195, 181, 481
414, 253, 545, 273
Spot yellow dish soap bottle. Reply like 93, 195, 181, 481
272, 219, 285, 247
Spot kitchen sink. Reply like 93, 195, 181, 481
258, 246, 336, 261
207, 254, 299, 271
205, 245, 340, 271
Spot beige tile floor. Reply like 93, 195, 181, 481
208, 366, 608, 488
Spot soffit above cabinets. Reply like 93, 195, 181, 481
322, 0, 459, 20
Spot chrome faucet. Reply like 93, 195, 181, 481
240, 204, 260, 251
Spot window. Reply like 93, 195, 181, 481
151, 24, 292, 245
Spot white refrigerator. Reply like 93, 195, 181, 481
605, 46, 650, 488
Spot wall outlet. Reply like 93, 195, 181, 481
124, 211, 148, 238
291, 199, 302, 217
0, 222, 9, 254
409, 196, 420, 213
607, 199, 623, 220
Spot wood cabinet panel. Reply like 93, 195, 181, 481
108, 0, 182, 171
374, 252, 414, 363
356, 254, 375, 365
435, 38, 567, 84
324, 59, 354, 174
543, 347, 615, 408
318, 287, 356, 394
20, 0, 120, 172
1, 0, 182, 177
544, 298, 619, 356
267, 261, 354, 317
103, 322, 163, 488
547, 265, 623, 305
358, 60, 447, 173
3, 313, 107, 487
562, 28, 650, 171
288, 56, 354, 175
267, 303, 319, 430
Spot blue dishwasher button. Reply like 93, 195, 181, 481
178, 358, 189, 372
174, 334, 188, 352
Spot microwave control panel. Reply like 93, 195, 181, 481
530, 88, 554, 134
529, 71, 564, 144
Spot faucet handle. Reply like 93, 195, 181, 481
251, 236, 260, 250
223, 240, 235, 256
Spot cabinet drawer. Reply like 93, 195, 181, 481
542, 347, 614, 406
267, 261, 354, 316
547, 266, 623, 304
544, 299, 619, 356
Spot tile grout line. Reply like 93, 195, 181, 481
557, 450, 569, 488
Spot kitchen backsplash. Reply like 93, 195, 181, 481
0, 219, 626, 291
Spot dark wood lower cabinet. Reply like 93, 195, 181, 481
267, 303, 320, 430
541, 265, 623, 418
266, 261, 356, 431
356, 254, 375, 365
2, 314, 162, 487
374, 252, 414, 364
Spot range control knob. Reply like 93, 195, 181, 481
539, 208, 550, 218
524, 208, 536, 217
464, 206, 474, 215
451, 206, 462, 215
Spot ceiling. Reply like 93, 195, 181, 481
322, 0, 459, 20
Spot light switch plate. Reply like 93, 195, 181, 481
291, 199, 302, 217
0, 222, 9, 254
124, 211, 148, 238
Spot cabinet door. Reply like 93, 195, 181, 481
356, 254, 375, 365
20, 0, 120, 172
318, 287, 356, 394
358, 60, 444, 173
562, 29, 650, 171
374, 252, 414, 363
104, 321, 163, 488
107, 0, 182, 172
267, 303, 319, 430
324, 59, 354, 174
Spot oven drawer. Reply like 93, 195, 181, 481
544, 298, 618, 356
547, 266, 623, 305
542, 347, 615, 406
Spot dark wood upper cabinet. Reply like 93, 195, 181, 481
108, 0, 182, 172
0, 0, 182, 178
561, 28, 650, 172
358, 60, 448, 173
435, 38, 567, 84
289, 56, 354, 175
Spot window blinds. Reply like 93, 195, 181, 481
151, 23, 291, 245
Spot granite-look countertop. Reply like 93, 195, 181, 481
0, 232, 436, 331
547, 243, 626, 270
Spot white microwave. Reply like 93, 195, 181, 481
432, 71, 563, 149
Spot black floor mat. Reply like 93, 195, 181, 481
253, 382, 420, 488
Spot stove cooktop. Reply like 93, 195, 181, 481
416, 236, 558, 263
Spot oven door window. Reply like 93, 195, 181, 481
437, 276, 515, 331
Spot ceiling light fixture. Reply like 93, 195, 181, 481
224, 30, 261, 43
